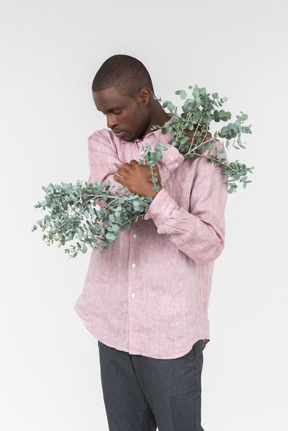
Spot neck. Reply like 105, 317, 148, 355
140, 100, 170, 140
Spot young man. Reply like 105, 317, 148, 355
75, 55, 227, 431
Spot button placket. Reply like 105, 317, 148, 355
128, 228, 140, 351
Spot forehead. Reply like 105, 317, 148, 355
93, 87, 135, 112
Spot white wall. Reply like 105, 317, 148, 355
1, 0, 287, 430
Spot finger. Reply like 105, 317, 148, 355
129, 160, 139, 167
117, 168, 128, 178
123, 163, 132, 170
114, 175, 125, 184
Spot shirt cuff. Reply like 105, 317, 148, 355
144, 188, 179, 226
161, 146, 185, 173
155, 130, 185, 173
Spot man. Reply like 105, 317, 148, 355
75, 55, 227, 431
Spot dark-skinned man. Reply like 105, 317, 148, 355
75, 54, 227, 431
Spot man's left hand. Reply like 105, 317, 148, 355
114, 160, 161, 198
182, 128, 213, 146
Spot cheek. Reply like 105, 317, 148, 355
122, 110, 141, 130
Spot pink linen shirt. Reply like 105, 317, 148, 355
74, 126, 227, 359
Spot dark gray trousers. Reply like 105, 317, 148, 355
98, 340, 204, 431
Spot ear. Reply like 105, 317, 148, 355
138, 88, 152, 106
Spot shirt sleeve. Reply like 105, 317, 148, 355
144, 151, 228, 265
156, 143, 185, 185
87, 131, 128, 195
87, 130, 185, 194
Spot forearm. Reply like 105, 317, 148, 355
145, 188, 225, 264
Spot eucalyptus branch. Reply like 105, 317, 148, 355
187, 109, 207, 153
33, 85, 253, 257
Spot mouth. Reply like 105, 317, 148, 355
112, 130, 126, 139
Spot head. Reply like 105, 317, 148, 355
92, 55, 155, 141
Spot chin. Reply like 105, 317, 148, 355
125, 133, 137, 142
124, 129, 142, 142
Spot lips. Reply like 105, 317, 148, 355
112, 130, 126, 139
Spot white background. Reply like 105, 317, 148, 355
1, 0, 287, 430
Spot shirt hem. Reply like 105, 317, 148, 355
75, 303, 209, 359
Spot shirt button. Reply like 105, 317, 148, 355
131, 293, 135, 298
133, 234, 137, 239
175, 163, 179, 167
132, 263, 136, 268
170, 156, 174, 160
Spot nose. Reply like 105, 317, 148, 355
106, 113, 118, 129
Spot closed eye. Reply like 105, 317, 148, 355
98, 108, 122, 115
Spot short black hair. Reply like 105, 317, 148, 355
92, 54, 154, 97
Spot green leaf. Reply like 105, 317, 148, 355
175, 89, 187, 99
155, 144, 163, 150
105, 232, 116, 242
213, 111, 220, 122
152, 185, 161, 192
110, 224, 119, 233
193, 86, 200, 98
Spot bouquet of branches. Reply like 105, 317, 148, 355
33, 85, 253, 257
